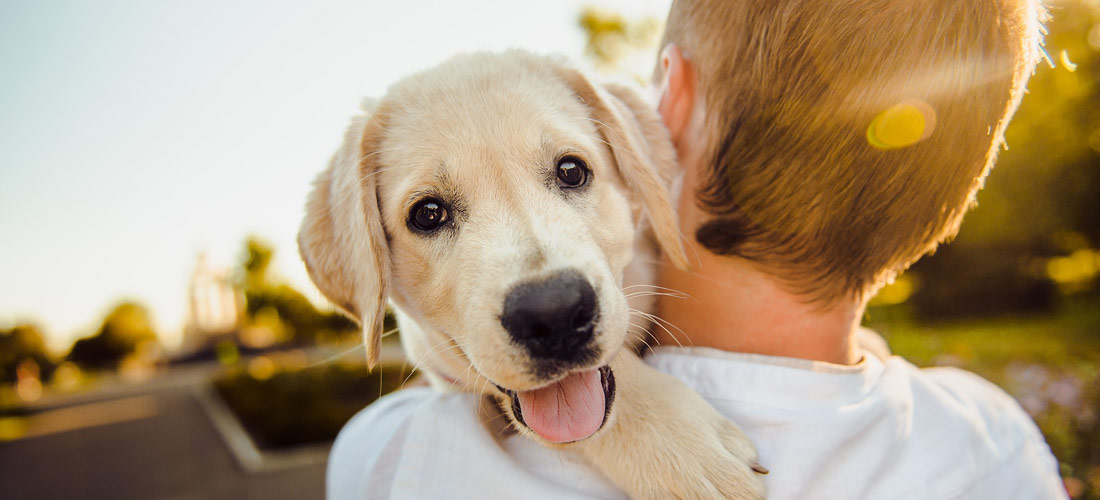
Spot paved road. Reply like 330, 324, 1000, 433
0, 383, 327, 500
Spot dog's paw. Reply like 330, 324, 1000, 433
632, 393, 767, 500
578, 351, 767, 500
676, 414, 768, 500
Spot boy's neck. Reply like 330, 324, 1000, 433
653, 250, 864, 365
652, 153, 865, 365
650, 68, 863, 365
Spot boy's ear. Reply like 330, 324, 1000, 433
554, 65, 690, 270
298, 111, 391, 368
656, 43, 696, 150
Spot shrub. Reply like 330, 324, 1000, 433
213, 361, 415, 449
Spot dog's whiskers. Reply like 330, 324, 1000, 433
629, 308, 689, 348
305, 341, 364, 368
302, 324, 405, 369
623, 283, 693, 296
626, 325, 657, 355
458, 364, 480, 392
401, 336, 464, 387
638, 309, 686, 340
647, 312, 690, 348
625, 290, 691, 300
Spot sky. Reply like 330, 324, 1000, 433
0, 0, 673, 350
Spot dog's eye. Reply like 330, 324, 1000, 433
556, 156, 589, 188
408, 198, 450, 232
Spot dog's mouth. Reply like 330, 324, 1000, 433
496, 365, 615, 443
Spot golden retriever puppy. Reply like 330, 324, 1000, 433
299, 50, 766, 499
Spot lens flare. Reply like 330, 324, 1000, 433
867, 99, 936, 150
1060, 50, 1077, 72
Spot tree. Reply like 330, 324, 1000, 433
67, 302, 158, 371
1, 324, 55, 384
237, 236, 357, 345
578, 7, 661, 77
243, 236, 274, 290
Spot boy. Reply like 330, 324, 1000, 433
639, 0, 1066, 497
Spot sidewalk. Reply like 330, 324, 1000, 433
0, 384, 327, 500
0, 341, 411, 500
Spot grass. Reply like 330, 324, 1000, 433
866, 295, 1100, 378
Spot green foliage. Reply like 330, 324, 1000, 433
237, 236, 357, 346
213, 362, 414, 449
67, 302, 158, 371
578, 6, 661, 76
0, 324, 55, 384
244, 284, 357, 345
243, 237, 274, 291
909, 242, 1060, 319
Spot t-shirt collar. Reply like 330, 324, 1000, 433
644, 345, 887, 410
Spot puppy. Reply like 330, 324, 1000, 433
299, 50, 766, 499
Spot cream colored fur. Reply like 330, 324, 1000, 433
299, 50, 765, 499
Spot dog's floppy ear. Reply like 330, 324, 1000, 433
299, 111, 391, 367
557, 70, 689, 270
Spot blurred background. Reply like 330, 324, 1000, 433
1, 0, 1097, 498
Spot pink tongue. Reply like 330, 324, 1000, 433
516, 369, 605, 443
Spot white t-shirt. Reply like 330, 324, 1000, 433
327, 346, 1067, 499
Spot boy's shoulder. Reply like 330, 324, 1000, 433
912, 363, 1046, 443
891, 360, 1065, 495
645, 347, 1067, 499
880, 359, 1067, 499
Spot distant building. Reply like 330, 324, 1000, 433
181, 253, 242, 353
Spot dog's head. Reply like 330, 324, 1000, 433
299, 51, 685, 443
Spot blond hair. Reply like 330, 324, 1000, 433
659, 0, 1046, 301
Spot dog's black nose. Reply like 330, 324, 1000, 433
501, 270, 598, 361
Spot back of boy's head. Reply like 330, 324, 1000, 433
659, 0, 1046, 302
